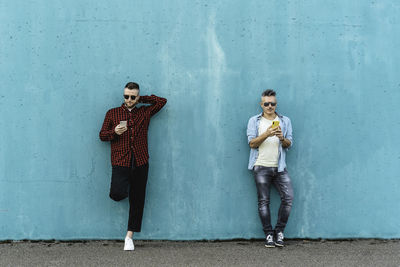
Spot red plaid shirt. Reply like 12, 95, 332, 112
99, 95, 167, 167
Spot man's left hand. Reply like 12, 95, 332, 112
275, 127, 284, 141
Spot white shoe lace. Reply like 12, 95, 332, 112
266, 235, 274, 242
277, 232, 284, 241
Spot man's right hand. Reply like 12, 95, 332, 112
264, 125, 278, 138
115, 124, 128, 135
249, 125, 278, 148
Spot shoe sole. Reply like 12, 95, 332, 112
265, 244, 275, 248
275, 243, 284, 247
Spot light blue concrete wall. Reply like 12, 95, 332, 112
1, 0, 399, 240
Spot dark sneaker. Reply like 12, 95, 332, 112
265, 234, 275, 248
275, 232, 284, 247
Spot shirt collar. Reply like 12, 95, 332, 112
256, 111, 283, 119
121, 103, 136, 112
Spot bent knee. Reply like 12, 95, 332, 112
109, 193, 127, 202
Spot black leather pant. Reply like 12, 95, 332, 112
253, 166, 294, 235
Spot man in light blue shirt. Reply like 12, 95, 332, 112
246, 89, 294, 248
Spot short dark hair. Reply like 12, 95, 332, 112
125, 82, 139, 90
262, 89, 276, 97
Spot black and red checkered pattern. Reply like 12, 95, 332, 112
99, 95, 167, 167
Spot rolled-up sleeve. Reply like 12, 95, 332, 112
285, 117, 293, 149
247, 117, 257, 144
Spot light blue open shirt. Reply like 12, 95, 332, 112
247, 112, 293, 172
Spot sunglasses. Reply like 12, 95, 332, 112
124, 95, 137, 100
264, 102, 276, 107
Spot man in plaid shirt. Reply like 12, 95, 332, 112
99, 82, 167, 251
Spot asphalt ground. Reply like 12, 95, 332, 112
1, 239, 399, 267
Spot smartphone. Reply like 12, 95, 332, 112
272, 121, 280, 128
119, 121, 127, 127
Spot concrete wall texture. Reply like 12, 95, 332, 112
1, 0, 399, 240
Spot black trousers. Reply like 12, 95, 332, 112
109, 163, 149, 232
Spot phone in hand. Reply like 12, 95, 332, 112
272, 121, 280, 128
119, 121, 127, 127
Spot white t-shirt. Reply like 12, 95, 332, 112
254, 116, 280, 167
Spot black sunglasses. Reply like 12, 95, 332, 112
264, 102, 276, 107
124, 95, 136, 100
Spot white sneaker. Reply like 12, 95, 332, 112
124, 237, 135, 251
